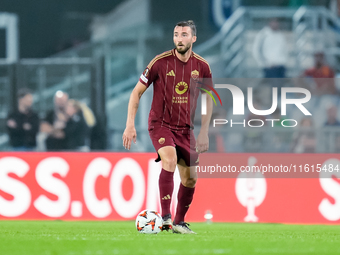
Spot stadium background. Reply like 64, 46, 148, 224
0, 0, 340, 230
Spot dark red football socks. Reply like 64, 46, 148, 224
158, 169, 174, 217
174, 183, 195, 224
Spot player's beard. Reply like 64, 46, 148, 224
175, 43, 191, 55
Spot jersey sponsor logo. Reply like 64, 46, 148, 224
191, 70, 199, 80
172, 96, 188, 104
166, 70, 175, 76
158, 137, 165, 144
175, 81, 188, 95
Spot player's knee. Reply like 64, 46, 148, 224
161, 156, 177, 171
183, 177, 197, 188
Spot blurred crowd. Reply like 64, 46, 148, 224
6, 89, 105, 152
5, 18, 340, 153
209, 18, 340, 153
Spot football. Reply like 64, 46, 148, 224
135, 210, 163, 234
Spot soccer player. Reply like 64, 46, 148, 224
123, 20, 213, 234
6, 88, 39, 151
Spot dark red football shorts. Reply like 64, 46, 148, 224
149, 125, 199, 167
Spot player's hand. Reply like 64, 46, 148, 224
122, 125, 137, 150
196, 132, 209, 153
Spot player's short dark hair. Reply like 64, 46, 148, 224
175, 20, 196, 36
17, 88, 32, 99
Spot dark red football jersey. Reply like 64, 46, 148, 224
139, 49, 212, 132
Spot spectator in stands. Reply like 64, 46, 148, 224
252, 18, 288, 79
73, 100, 106, 151
302, 52, 336, 95
40, 91, 69, 151
6, 88, 39, 151
64, 99, 90, 151
324, 104, 340, 126
291, 117, 316, 153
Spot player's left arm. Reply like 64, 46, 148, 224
196, 94, 213, 153
196, 62, 213, 153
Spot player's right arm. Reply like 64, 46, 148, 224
123, 53, 160, 149
122, 81, 147, 150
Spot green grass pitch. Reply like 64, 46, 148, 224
0, 221, 340, 255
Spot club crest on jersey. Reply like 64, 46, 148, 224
175, 81, 188, 95
191, 70, 199, 80
158, 138, 165, 144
